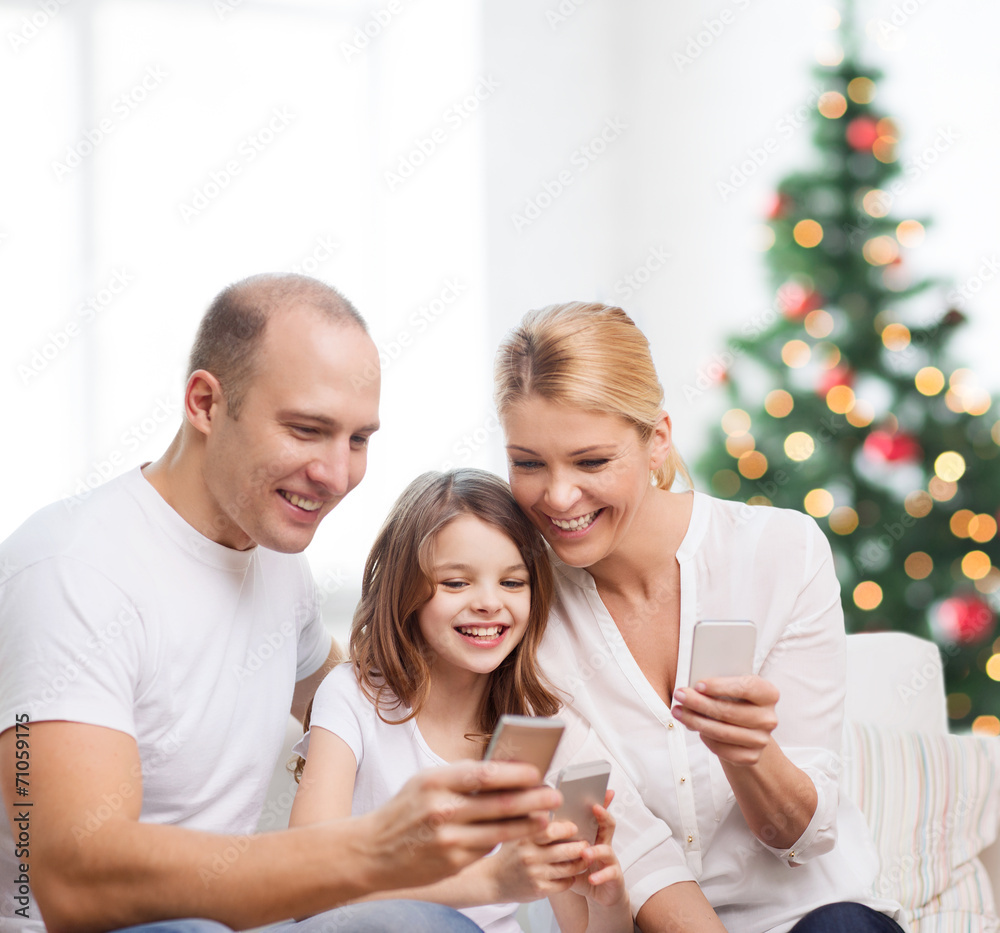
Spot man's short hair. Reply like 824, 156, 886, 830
187, 273, 367, 419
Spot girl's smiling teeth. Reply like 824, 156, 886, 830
456, 625, 507, 639
549, 509, 601, 531
279, 490, 322, 512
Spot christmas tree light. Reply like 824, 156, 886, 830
695, 5, 1000, 730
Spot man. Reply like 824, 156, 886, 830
0, 274, 558, 933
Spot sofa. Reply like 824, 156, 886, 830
840, 631, 1000, 932
261, 632, 1000, 931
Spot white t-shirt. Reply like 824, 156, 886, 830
0, 467, 330, 932
294, 663, 522, 933
538, 491, 902, 933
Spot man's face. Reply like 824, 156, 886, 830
201, 306, 381, 552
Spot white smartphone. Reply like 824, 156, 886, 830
686, 619, 756, 688
553, 759, 611, 844
483, 715, 565, 775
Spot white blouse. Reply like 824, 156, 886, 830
539, 491, 902, 933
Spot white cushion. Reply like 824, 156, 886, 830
845, 632, 948, 734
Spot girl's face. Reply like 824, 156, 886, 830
417, 513, 532, 682
501, 395, 669, 570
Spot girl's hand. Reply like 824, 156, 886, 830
569, 791, 628, 909
493, 818, 589, 902
671, 675, 780, 766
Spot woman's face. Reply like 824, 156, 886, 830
501, 396, 669, 569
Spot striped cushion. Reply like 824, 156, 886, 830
842, 720, 1000, 933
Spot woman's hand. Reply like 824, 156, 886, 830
670, 675, 780, 767
492, 818, 589, 902
568, 791, 628, 910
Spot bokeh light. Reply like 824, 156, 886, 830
928, 477, 957, 502
804, 488, 835, 517
948, 693, 972, 720
863, 236, 899, 265
950, 510, 975, 538
784, 431, 816, 461
934, 451, 966, 482
815, 42, 844, 67
915, 367, 945, 396
793, 219, 824, 248
712, 469, 740, 497
986, 654, 1000, 682
826, 385, 855, 414
846, 399, 875, 427
962, 551, 992, 580
904, 552, 933, 580
972, 716, 1000, 737
847, 76, 876, 103
726, 433, 755, 458
818, 91, 848, 119
873, 136, 897, 162
738, 450, 768, 480
765, 389, 794, 418
904, 491, 933, 518
829, 506, 859, 535
781, 340, 811, 368
804, 309, 834, 338
722, 408, 751, 436
853, 581, 883, 610
881, 323, 911, 351
896, 220, 925, 247
746, 495, 773, 507
862, 189, 891, 217
969, 514, 998, 543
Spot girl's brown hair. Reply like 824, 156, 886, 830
293, 469, 558, 781
494, 301, 692, 490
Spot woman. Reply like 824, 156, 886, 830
493, 302, 903, 933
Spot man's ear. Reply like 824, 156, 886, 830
649, 410, 673, 471
185, 370, 225, 437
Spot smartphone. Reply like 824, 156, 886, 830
686, 619, 756, 687
553, 759, 611, 844
483, 714, 565, 775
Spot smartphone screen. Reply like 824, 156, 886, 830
685, 619, 756, 688
554, 759, 611, 844
483, 714, 565, 775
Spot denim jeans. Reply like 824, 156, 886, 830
112, 901, 484, 933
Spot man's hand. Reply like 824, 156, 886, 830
355, 759, 563, 892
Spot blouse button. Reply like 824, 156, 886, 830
668, 721, 675, 729
788, 851, 796, 859
679, 776, 686, 783
687, 834, 694, 843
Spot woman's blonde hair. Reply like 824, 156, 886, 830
494, 301, 691, 491
293, 469, 559, 781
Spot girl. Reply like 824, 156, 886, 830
290, 468, 632, 933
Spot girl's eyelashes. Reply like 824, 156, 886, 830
509, 459, 542, 470
501, 579, 528, 589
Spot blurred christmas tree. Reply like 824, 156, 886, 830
695, 8, 1000, 731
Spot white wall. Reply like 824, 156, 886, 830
482, 0, 1000, 464
2, 0, 997, 639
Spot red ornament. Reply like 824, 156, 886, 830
817, 365, 855, 396
767, 192, 793, 220
863, 429, 922, 464
935, 595, 996, 646
846, 117, 880, 151
777, 282, 821, 319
